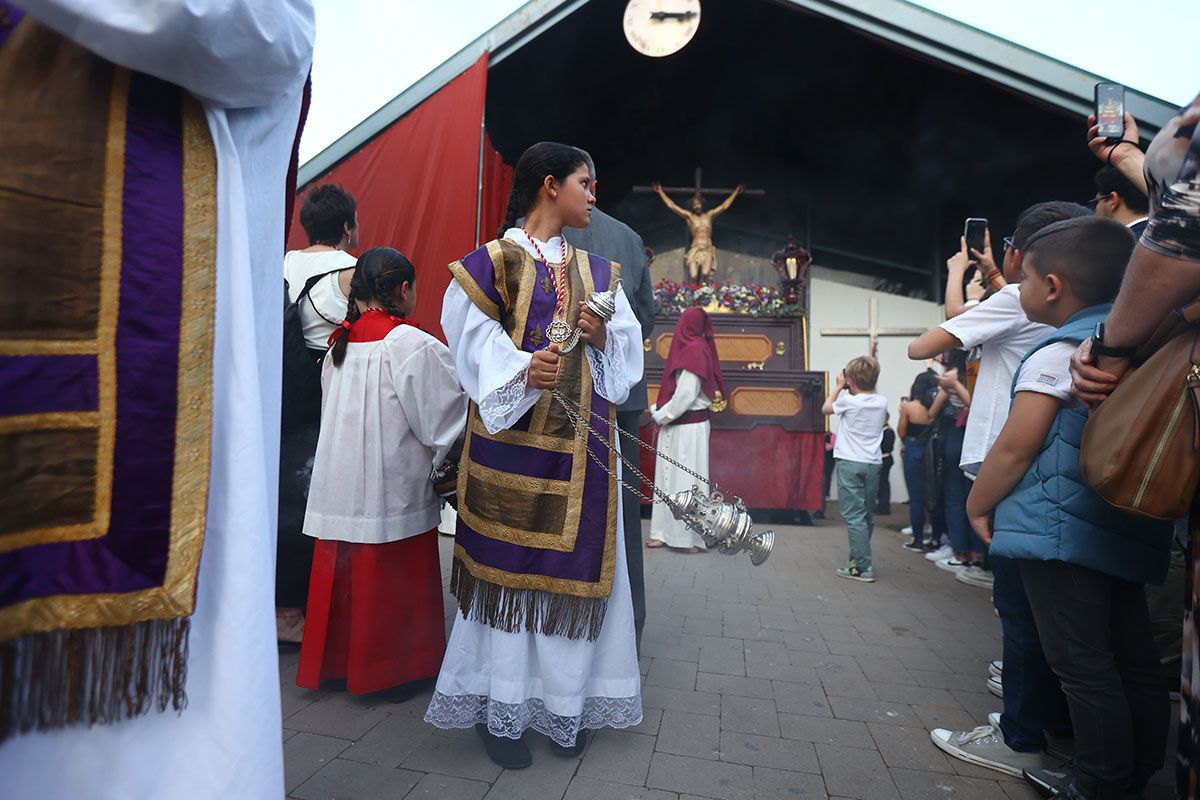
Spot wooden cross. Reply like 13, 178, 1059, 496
820, 297, 927, 359
632, 167, 765, 203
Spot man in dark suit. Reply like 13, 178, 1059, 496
563, 155, 655, 651
1092, 165, 1149, 238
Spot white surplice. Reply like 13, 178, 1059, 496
649, 370, 712, 550
424, 231, 644, 746
304, 326, 467, 544
0, 3, 315, 798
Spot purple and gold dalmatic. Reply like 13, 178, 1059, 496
0, 11, 215, 740
449, 239, 621, 641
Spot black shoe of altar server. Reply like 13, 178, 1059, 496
1022, 762, 1073, 798
382, 678, 434, 704
549, 728, 590, 757
475, 723, 532, 769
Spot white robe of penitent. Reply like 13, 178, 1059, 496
1, 2, 315, 798
649, 369, 712, 550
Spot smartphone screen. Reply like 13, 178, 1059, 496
963, 217, 988, 261
1095, 82, 1125, 140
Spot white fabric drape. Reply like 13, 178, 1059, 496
425, 232, 644, 746
1, 3, 314, 798
649, 370, 712, 550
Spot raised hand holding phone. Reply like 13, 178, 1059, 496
1094, 82, 1126, 141
963, 218, 987, 263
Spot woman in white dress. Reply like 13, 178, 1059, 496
648, 307, 725, 553
277, 185, 361, 644
425, 142, 644, 769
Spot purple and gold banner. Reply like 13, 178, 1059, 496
0, 16, 214, 739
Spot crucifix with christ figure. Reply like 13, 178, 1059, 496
820, 297, 926, 359
634, 168, 764, 283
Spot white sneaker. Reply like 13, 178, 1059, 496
929, 725, 1055, 777
925, 544, 953, 562
987, 675, 1004, 698
935, 556, 969, 573
956, 565, 994, 588
988, 660, 1003, 678
901, 525, 914, 535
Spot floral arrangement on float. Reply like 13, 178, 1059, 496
653, 280, 803, 318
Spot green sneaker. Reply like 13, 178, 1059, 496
836, 564, 875, 582
930, 725, 1055, 777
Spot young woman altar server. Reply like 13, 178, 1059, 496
424, 142, 645, 768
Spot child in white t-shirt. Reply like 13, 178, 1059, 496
822, 356, 888, 582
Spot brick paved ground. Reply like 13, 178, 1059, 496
281, 509, 1176, 799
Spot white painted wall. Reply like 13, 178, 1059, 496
808, 272, 944, 505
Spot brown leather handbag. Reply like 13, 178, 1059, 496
1080, 302, 1200, 520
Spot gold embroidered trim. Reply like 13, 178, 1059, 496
0, 78, 217, 639
528, 392, 553, 435
454, 540, 616, 599
90, 65, 125, 556
507, 243, 536, 349
466, 459, 570, 496
487, 239, 511, 310
0, 412, 99, 434
0, 340, 99, 356
468, 407, 573, 453
448, 258, 501, 321
159, 90, 216, 618
577, 250, 595, 296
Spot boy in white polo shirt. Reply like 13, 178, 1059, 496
907, 201, 1088, 776
822, 356, 888, 583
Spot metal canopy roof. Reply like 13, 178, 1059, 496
299, 0, 1177, 186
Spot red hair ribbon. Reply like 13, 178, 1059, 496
326, 319, 353, 349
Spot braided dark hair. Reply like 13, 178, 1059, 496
497, 142, 589, 239
330, 247, 417, 367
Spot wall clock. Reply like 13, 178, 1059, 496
623, 0, 701, 58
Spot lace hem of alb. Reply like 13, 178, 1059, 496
423, 692, 643, 747
479, 367, 531, 433
586, 339, 628, 403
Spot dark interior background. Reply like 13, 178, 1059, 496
484, 0, 1100, 299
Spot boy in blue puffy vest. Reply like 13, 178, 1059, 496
966, 216, 1173, 800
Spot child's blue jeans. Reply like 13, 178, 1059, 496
836, 458, 882, 571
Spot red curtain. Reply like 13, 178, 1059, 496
639, 425, 825, 512
287, 54, 491, 342
479, 132, 513, 244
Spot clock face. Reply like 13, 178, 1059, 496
623, 0, 701, 58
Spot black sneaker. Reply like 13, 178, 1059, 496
382, 678, 434, 704
903, 539, 925, 552
549, 728, 590, 757
1022, 761, 1073, 798
475, 723, 532, 769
